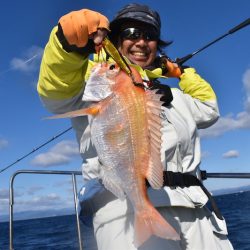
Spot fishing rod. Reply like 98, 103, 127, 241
2, 19, 250, 175
176, 18, 250, 65
0, 127, 72, 174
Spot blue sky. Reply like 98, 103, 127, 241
0, 0, 250, 219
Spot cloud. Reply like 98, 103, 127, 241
200, 67, 250, 138
0, 188, 9, 199
53, 179, 73, 187
200, 112, 250, 138
30, 140, 79, 167
0, 192, 74, 216
32, 193, 60, 203
14, 193, 63, 209
0, 187, 74, 216
10, 46, 43, 73
0, 188, 23, 199
0, 138, 8, 150
222, 150, 239, 159
26, 186, 44, 195
15, 193, 75, 211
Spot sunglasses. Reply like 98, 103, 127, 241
120, 28, 159, 41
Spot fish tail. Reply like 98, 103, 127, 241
133, 206, 180, 247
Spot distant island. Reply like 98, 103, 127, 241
211, 184, 250, 196
0, 207, 75, 223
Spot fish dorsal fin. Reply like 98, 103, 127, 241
144, 90, 164, 189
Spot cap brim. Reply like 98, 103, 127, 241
110, 17, 158, 33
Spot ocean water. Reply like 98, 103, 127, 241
0, 191, 250, 250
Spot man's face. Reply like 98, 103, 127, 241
117, 22, 158, 69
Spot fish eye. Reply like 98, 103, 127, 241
105, 64, 120, 79
109, 64, 116, 70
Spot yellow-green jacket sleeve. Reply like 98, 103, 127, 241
37, 26, 93, 100
178, 68, 219, 128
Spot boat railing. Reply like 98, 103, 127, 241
9, 170, 83, 250
201, 171, 250, 179
9, 169, 250, 250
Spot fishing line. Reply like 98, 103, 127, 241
0, 127, 72, 174
0, 54, 38, 77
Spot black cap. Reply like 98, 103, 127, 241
110, 3, 161, 35
109, 3, 171, 48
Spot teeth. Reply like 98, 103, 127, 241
133, 52, 146, 56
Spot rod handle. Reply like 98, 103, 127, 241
229, 18, 250, 34
175, 54, 193, 65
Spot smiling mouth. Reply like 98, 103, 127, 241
130, 51, 148, 58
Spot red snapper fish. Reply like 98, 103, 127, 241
49, 63, 180, 246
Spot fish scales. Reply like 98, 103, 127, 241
92, 78, 150, 197
87, 64, 179, 246
47, 63, 180, 246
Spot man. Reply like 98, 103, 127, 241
38, 3, 233, 250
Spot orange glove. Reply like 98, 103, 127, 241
165, 59, 182, 78
59, 9, 109, 48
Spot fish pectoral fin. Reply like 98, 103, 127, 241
44, 105, 100, 120
100, 167, 126, 200
80, 125, 93, 153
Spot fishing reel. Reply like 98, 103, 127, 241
155, 53, 186, 76
156, 54, 176, 75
